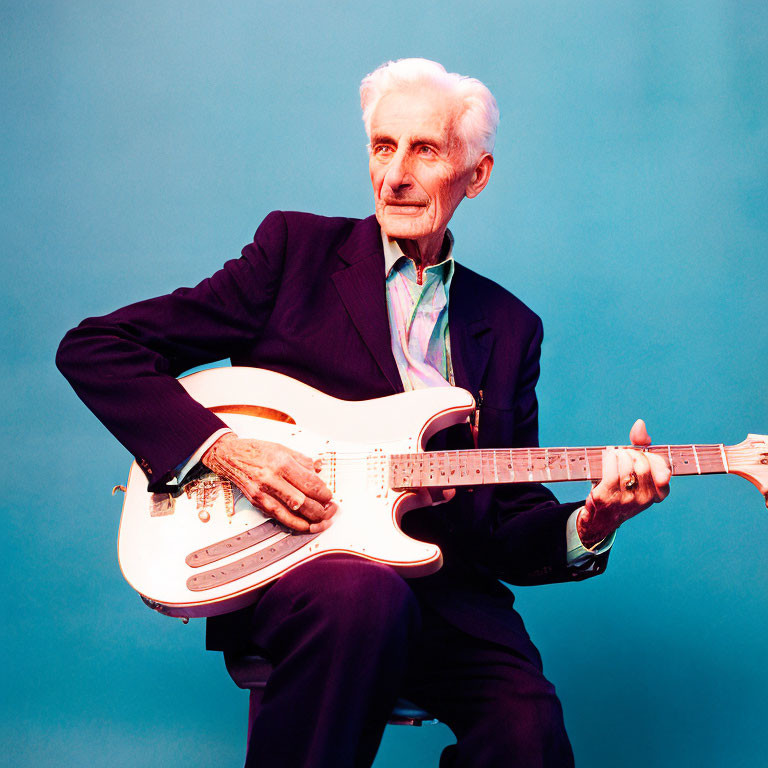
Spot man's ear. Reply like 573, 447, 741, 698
465, 154, 494, 199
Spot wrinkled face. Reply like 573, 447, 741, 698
369, 87, 475, 244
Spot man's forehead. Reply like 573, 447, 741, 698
369, 87, 461, 140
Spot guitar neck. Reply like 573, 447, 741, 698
388, 444, 730, 489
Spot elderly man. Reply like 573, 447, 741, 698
57, 59, 670, 768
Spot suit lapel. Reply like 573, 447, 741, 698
449, 262, 493, 398
332, 216, 404, 393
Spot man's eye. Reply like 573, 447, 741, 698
374, 145, 393, 155
417, 145, 436, 156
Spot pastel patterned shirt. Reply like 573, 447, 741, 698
382, 231, 455, 391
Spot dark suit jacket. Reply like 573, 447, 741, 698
57, 210, 608, 654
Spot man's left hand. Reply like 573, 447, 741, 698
577, 419, 671, 549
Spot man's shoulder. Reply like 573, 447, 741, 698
453, 261, 542, 330
248, 211, 379, 263
258, 210, 370, 239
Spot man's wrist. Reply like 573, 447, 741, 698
576, 493, 617, 550
174, 428, 233, 485
201, 431, 239, 474
567, 506, 616, 564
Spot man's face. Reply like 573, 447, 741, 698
369, 87, 476, 245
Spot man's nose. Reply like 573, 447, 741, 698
383, 150, 413, 191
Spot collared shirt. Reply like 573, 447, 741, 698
382, 231, 455, 391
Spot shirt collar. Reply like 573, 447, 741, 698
381, 229, 455, 277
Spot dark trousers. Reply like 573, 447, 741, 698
237, 556, 574, 768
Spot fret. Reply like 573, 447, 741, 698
458, 451, 467, 482
512, 450, 524, 478
472, 450, 482, 480
448, 451, 458, 479
566, 448, 587, 481
494, 450, 504, 482
564, 447, 571, 480
549, 449, 570, 482
438, 451, 448, 483
528, 449, 537, 481
692, 444, 701, 475
459, 451, 468, 481
719, 443, 729, 473
699, 445, 726, 474
504, 449, 515, 483
430, 452, 439, 484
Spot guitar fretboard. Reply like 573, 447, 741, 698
388, 444, 729, 489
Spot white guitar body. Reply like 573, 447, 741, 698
118, 366, 768, 620
118, 367, 475, 619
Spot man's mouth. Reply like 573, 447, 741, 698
381, 201, 428, 214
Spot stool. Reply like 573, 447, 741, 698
223, 652, 439, 734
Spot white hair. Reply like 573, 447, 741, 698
360, 58, 499, 166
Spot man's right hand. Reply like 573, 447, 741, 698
201, 433, 336, 533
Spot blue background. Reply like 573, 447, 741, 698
3, 1, 767, 766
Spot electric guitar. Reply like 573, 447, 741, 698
116, 367, 768, 619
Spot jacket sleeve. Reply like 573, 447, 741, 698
56, 211, 288, 491
453, 317, 609, 585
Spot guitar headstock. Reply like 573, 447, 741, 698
725, 434, 768, 508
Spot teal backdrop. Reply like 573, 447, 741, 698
3, 1, 767, 766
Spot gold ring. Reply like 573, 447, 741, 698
625, 472, 638, 491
